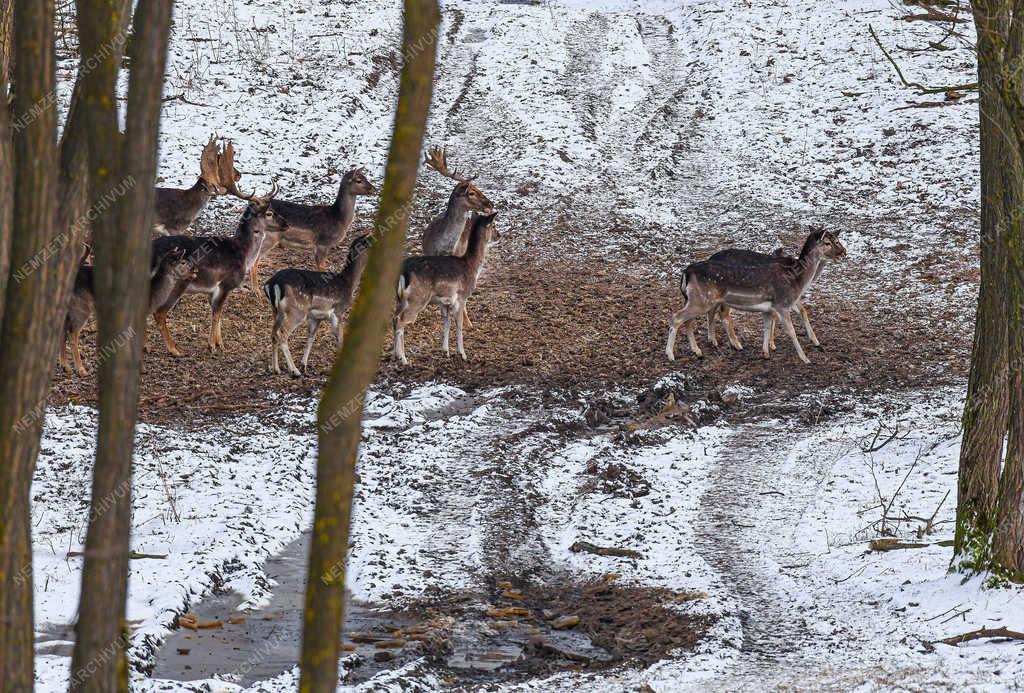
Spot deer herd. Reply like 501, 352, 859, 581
61, 137, 847, 379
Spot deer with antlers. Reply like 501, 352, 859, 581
153, 136, 230, 235
394, 213, 500, 365
249, 163, 377, 278
150, 182, 288, 355
61, 248, 200, 376
420, 147, 495, 330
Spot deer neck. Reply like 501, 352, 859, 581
330, 253, 369, 305
333, 185, 357, 225
435, 197, 470, 252
235, 217, 267, 271
793, 246, 825, 296
462, 225, 490, 289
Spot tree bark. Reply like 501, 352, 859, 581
954, 3, 1014, 569
0, 0, 57, 688
0, 0, 11, 330
298, 1, 439, 690
69, 2, 172, 691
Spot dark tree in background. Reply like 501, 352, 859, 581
0, 0, 159, 687
298, 1, 440, 690
69, 1, 173, 691
955, 1, 1024, 580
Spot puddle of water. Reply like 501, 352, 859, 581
151, 535, 422, 687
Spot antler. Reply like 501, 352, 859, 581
423, 146, 476, 183
217, 140, 257, 199
199, 135, 221, 186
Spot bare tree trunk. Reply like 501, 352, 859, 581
0, 0, 11, 330
0, 0, 57, 688
954, 4, 1013, 569
298, 1, 439, 690
69, 1, 172, 690
991, 4, 1024, 579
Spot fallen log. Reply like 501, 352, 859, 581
570, 541, 643, 559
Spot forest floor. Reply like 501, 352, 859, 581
33, 0, 1024, 691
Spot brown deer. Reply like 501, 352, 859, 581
421, 146, 494, 256
151, 183, 287, 355
61, 248, 199, 376
251, 165, 377, 276
666, 229, 846, 364
393, 213, 499, 365
262, 234, 373, 377
153, 136, 228, 235
420, 147, 495, 330
705, 247, 826, 352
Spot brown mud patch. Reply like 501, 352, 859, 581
49, 237, 970, 427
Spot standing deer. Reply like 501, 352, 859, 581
61, 248, 199, 376
420, 147, 495, 330
705, 247, 827, 352
665, 229, 846, 364
253, 166, 377, 276
153, 136, 229, 235
262, 234, 373, 377
393, 213, 500, 365
151, 183, 288, 355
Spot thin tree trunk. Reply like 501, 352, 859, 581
298, 1, 439, 689
69, 1, 172, 690
0, 0, 12, 89
0, 0, 57, 688
954, 2, 1013, 570
0, 0, 11, 330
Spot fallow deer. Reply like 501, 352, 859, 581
393, 213, 500, 365
262, 234, 373, 377
666, 229, 846, 364
153, 136, 228, 235
420, 147, 495, 330
151, 183, 287, 355
255, 167, 377, 275
705, 247, 826, 352
61, 248, 199, 376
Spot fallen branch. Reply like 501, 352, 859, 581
934, 626, 1024, 646
67, 550, 168, 560
869, 538, 953, 551
569, 541, 643, 559
869, 25, 977, 95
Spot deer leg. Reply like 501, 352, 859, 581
724, 310, 743, 351
666, 301, 708, 361
302, 318, 321, 373
455, 300, 467, 361
776, 309, 810, 364
61, 333, 71, 373
393, 292, 429, 365
329, 314, 343, 348
275, 312, 305, 377
440, 305, 451, 357
208, 287, 228, 353
71, 329, 88, 377
155, 309, 183, 357
462, 305, 474, 331
706, 311, 719, 348
761, 312, 773, 359
314, 245, 329, 272
798, 302, 820, 347
249, 259, 261, 294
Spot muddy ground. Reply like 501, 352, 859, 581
50, 227, 973, 427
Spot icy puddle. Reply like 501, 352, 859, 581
151, 534, 426, 686
151, 530, 710, 686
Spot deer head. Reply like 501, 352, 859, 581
424, 146, 494, 215
199, 135, 227, 196
156, 246, 200, 283
342, 168, 377, 196
805, 228, 846, 260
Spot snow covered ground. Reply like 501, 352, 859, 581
31, 0, 1019, 690
33, 384, 1024, 691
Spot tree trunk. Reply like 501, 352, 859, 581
0, 0, 57, 688
0, 0, 12, 90
954, 2, 1013, 571
991, 5, 1024, 579
0, 0, 11, 330
69, 1, 172, 690
298, 1, 439, 690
